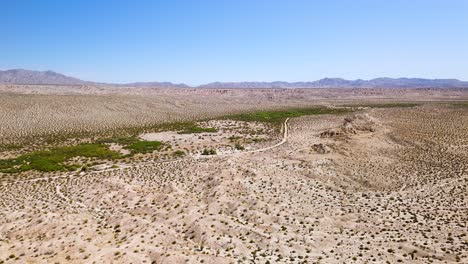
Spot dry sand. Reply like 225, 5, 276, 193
0, 87, 467, 263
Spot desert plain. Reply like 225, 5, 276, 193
0, 85, 467, 263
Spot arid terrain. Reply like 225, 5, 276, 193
0, 86, 467, 263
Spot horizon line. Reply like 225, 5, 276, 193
1, 68, 468, 86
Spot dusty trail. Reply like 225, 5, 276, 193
244, 118, 289, 154
55, 184, 69, 202
204, 117, 289, 157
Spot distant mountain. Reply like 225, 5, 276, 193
1, 69, 468, 88
0, 69, 89, 85
0, 69, 190, 88
199, 78, 468, 88
119, 82, 190, 88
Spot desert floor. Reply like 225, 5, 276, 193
0, 87, 467, 263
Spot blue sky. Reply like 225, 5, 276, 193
2, 0, 468, 85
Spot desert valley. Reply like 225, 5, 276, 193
0, 84, 467, 263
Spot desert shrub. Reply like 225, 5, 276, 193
228, 136, 242, 142
201, 149, 217, 155
124, 141, 163, 154
252, 137, 264, 143
234, 143, 245, 150
177, 125, 217, 134
96, 136, 140, 145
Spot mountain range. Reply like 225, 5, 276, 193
0, 69, 90, 85
1, 69, 468, 88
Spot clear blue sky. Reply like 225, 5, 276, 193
2, 0, 468, 85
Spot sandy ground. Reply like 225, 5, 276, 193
0, 103, 467, 263
1, 86, 468, 147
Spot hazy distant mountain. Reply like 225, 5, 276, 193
119, 82, 190, 88
0, 69, 89, 85
1, 69, 468, 88
0, 69, 190, 88
199, 78, 468, 88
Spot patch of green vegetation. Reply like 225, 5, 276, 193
97, 136, 166, 155
178, 125, 217, 134
225, 107, 352, 124
252, 137, 265, 143
124, 141, 164, 154
0, 144, 23, 152
448, 101, 468, 108
201, 149, 217, 155
343, 103, 419, 108
0, 134, 170, 173
0, 144, 121, 173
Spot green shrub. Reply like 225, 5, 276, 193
234, 143, 245, 150
124, 141, 163, 154
201, 149, 217, 155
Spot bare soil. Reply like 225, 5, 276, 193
0, 87, 467, 263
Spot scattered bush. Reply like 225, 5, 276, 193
178, 125, 217, 134
201, 149, 217, 155
234, 143, 245, 150
173, 150, 186, 157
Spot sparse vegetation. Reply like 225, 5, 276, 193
124, 140, 164, 154
448, 101, 468, 108
0, 136, 167, 173
343, 102, 420, 108
173, 150, 186, 157
0, 144, 22, 152
0, 87, 467, 263
96, 136, 140, 145
0, 144, 120, 173
225, 107, 352, 124
177, 125, 217, 134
